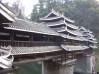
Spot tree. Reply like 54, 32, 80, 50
30, 0, 99, 32
11, 0, 25, 19
31, 5, 39, 21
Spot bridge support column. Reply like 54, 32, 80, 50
74, 54, 95, 74
42, 60, 75, 74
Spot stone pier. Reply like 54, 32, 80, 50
74, 54, 95, 74
42, 60, 75, 74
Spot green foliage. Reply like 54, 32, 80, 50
95, 61, 99, 71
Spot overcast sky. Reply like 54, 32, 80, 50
2, 0, 38, 17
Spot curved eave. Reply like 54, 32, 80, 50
4, 27, 60, 36
58, 29, 66, 32
48, 22, 65, 27
79, 27, 86, 31
63, 16, 74, 23
0, 8, 15, 22
79, 27, 92, 34
40, 16, 62, 21
89, 34, 94, 38
65, 22, 78, 30
61, 45, 89, 51
82, 31, 92, 34
57, 29, 82, 36
66, 35, 82, 41
89, 45, 97, 49
66, 35, 88, 41
60, 34, 87, 41
0, 3, 15, 22
66, 29, 82, 36
88, 38, 96, 41
82, 34, 95, 39
88, 40, 97, 44
58, 29, 80, 35
88, 30, 92, 34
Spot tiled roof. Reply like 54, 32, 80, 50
53, 27, 82, 36
4, 18, 60, 36
87, 37, 96, 41
80, 27, 97, 44
57, 28, 67, 32
40, 16, 62, 21
53, 27, 82, 37
88, 40, 97, 43
60, 34, 87, 41
62, 15, 74, 23
40, 9, 98, 44
52, 27, 65, 32
66, 29, 83, 36
61, 44, 89, 51
42, 20, 65, 27
43, 19, 78, 30
42, 9, 74, 23
89, 45, 97, 49
11, 46, 62, 55
79, 27, 92, 34
65, 22, 78, 30
0, 2, 15, 22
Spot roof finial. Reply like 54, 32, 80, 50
61, 13, 64, 17
51, 8, 55, 12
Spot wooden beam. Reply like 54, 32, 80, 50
13, 55, 61, 66
61, 59, 76, 66
10, 31, 14, 40
10, 30, 14, 46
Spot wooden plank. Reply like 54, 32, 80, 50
61, 59, 76, 66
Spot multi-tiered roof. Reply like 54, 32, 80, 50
40, 9, 97, 49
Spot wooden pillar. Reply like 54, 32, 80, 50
42, 60, 75, 74
65, 53, 66, 62
74, 54, 95, 74
47, 36, 50, 42
29, 33, 33, 46
10, 31, 14, 46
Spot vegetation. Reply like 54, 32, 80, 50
12, 63, 42, 74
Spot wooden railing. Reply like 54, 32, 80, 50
62, 42, 85, 46
0, 40, 87, 47
0, 40, 59, 47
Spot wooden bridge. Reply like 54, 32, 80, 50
0, 2, 97, 74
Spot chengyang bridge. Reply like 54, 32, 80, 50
0, 2, 97, 74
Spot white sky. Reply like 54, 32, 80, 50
2, 0, 38, 17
